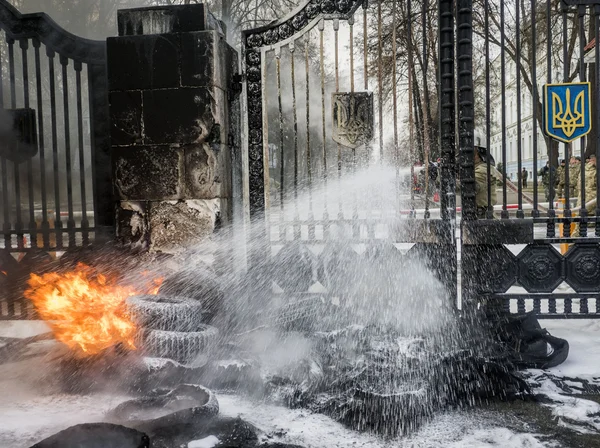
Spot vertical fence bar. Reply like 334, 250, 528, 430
319, 20, 329, 238
20, 39, 37, 248
377, 0, 383, 162
408, 0, 416, 214
458, 0, 475, 219
350, 16, 360, 238
60, 56, 75, 247
546, 0, 556, 238
422, 0, 431, 218
485, 0, 492, 219
0, 38, 10, 250
578, 5, 587, 237
531, 0, 539, 218
75, 62, 89, 245
561, 7, 571, 236
32, 40, 49, 249
7, 36, 23, 249
275, 48, 285, 240
515, 4, 524, 219
334, 19, 343, 222
305, 35, 315, 240
363, 1, 370, 171
500, 2, 508, 219
48, 49, 62, 250
596, 5, 600, 237
87, 60, 111, 236
391, 2, 399, 188
363, 1, 368, 92
439, 0, 455, 222
517, 298, 525, 315
289, 42, 300, 241
549, 297, 557, 315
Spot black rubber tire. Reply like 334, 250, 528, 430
137, 326, 219, 364
107, 384, 219, 426
126, 295, 212, 331
158, 271, 224, 323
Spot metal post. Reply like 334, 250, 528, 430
457, 0, 475, 219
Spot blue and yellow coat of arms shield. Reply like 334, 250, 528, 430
544, 82, 592, 143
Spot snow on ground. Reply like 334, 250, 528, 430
0, 392, 132, 448
218, 394, 553, 448
541, 319, 600, 380
188, 435, 220, 448
524, 320, 600, 435
0, 320, 597, 447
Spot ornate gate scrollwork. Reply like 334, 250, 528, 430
565, 244, 600, 293
517, 245, 564, 294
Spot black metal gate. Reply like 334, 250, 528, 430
242, 0, 600, 318
461, 0, 600, 318
0, 0, 111, 319
241, 0, 457, 305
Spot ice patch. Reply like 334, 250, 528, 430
188, 435, 220, 448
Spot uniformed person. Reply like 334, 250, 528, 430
569, 156, 581, 198
474, 134, 497, 219
557, 159, 566, 198
573, 154, 597, 237
577, 154, 597, 215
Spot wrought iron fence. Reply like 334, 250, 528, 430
241, 0, 457, 308
0, 0, 110, 319
461, 0, 600, 318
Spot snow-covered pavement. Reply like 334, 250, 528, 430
1, 319, 599, 447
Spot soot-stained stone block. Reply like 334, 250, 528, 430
109, 91, 143, 146
107, 34, 181, 91
148, 199, 220, 253
226, 41, 240, 87
117, 4, 224, 36
184, 143, 221, 199
114, 145, 182, 200
142, 88, 217, 145
116, 201, 149, 247
181, 31, 229, 90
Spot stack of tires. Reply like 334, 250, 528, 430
126, 270, 223, 365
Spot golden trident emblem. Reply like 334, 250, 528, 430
551, 87, 585, 138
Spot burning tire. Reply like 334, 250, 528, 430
138, 326, 219, 364
127, 295, 213, 332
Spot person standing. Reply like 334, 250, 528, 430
474, 142, 497, 219
569, 156, 581, 198
522, 167, 528, 188
574, 155, 597, 236
538, 161, 552, 201
557, 159, 566, 199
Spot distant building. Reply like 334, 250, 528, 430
488, 54, 585, 183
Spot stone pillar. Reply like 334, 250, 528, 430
107, 4, 239, 254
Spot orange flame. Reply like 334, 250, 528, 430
25, 263, 162, 356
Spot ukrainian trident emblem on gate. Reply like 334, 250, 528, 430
332, 92, 374, 149
544, 82, 592, 143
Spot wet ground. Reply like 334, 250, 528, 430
482, 396, 600, 448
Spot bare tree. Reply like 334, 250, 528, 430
473, 0, 584, 165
